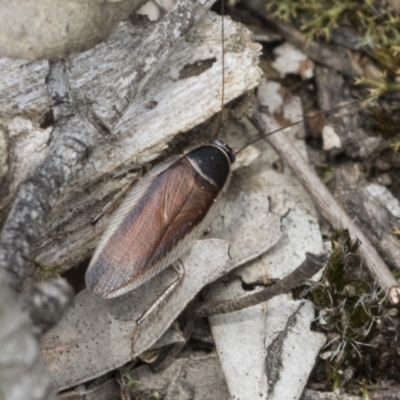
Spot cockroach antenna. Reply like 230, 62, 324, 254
213, 0, 225, 138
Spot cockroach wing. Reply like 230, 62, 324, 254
86, 148, 231, 298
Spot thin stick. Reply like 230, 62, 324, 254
195, 252, 327, 317
247, 105, 400, 305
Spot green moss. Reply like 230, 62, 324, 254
360, 379, 372, 400
392, 228, 400, 238
391, 141, 400, 153
266, 0, 400, 72
266, 0, 302, 21
300, 1, 350, 42
118, 363, 141, 390
355, 74, 400, 100
267, 0, 400, 44
311, 230, 386, 389
28, 257, 64, 280
358, 94, 400, 162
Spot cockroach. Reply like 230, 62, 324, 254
85, 138, 236, 299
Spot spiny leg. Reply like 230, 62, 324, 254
136, 261, 185, 325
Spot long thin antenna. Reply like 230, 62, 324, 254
214, 0, 225, 137
236, 89, 400, 154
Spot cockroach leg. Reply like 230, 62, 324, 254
91, 178, 139, 225
136, 261, 185, 325
112, 163, 143, 179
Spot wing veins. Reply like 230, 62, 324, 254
144, 170, 196, 267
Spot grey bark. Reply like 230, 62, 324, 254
1, 59, 99, 291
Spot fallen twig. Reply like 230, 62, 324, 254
195, 252, 327, 317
